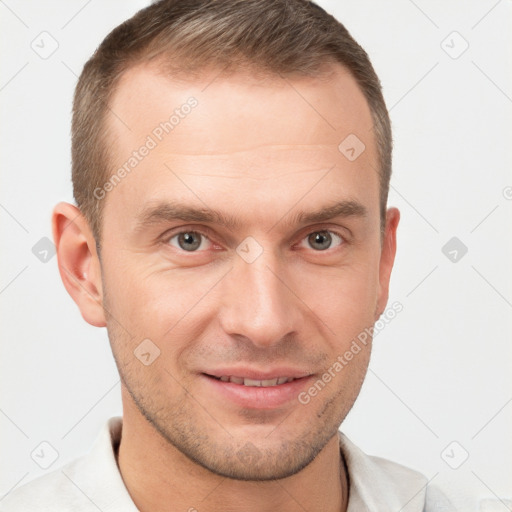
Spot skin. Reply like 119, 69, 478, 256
53, 62, 399, 512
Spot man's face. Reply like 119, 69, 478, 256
98, 63, 396, 480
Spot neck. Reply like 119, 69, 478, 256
117, 398, 348, 512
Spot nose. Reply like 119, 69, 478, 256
218, 250, 302, 348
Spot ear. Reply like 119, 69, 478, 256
52, 202, 106, 327
375, 207, 400, 319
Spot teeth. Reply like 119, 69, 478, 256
213, 375, 296, 386
244, 378, 263, 386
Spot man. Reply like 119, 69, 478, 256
1, 0, 454, 510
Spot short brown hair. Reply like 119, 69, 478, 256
72, 0, 392, 241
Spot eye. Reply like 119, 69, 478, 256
300, 230, 343, 251
168, 231, 211, 252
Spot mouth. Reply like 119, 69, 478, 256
201, 371, 314, 409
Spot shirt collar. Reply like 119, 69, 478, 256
339, 432, 428, 512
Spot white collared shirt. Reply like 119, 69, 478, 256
0, 417, 455, 511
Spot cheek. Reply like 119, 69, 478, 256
291, 259, 380, 339
101, 262, 207, 382
102, 254, 223, 339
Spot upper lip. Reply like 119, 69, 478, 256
203, 368, 313, 380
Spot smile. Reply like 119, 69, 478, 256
202, 373, 314, 409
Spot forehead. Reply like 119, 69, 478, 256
102, 62, 379, 231
109, 62, 375, 152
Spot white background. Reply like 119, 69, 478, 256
1, 1, 511, 510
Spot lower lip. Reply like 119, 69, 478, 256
201, 374, 314, 409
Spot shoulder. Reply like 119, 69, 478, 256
0, 417, 137, 512
339, 432, 457, 512
0, 457, 96, 512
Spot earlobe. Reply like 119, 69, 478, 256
52, 202, 107, 327
376, 207, 400, 319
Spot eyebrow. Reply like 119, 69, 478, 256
134, 199, 367, 233
134, 202, 240, 231
286, 199, 367, 226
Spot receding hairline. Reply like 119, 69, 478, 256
103, 56, 374, 161
110, 52, 350, 108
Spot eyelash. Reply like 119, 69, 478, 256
163, 227, 346, 253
